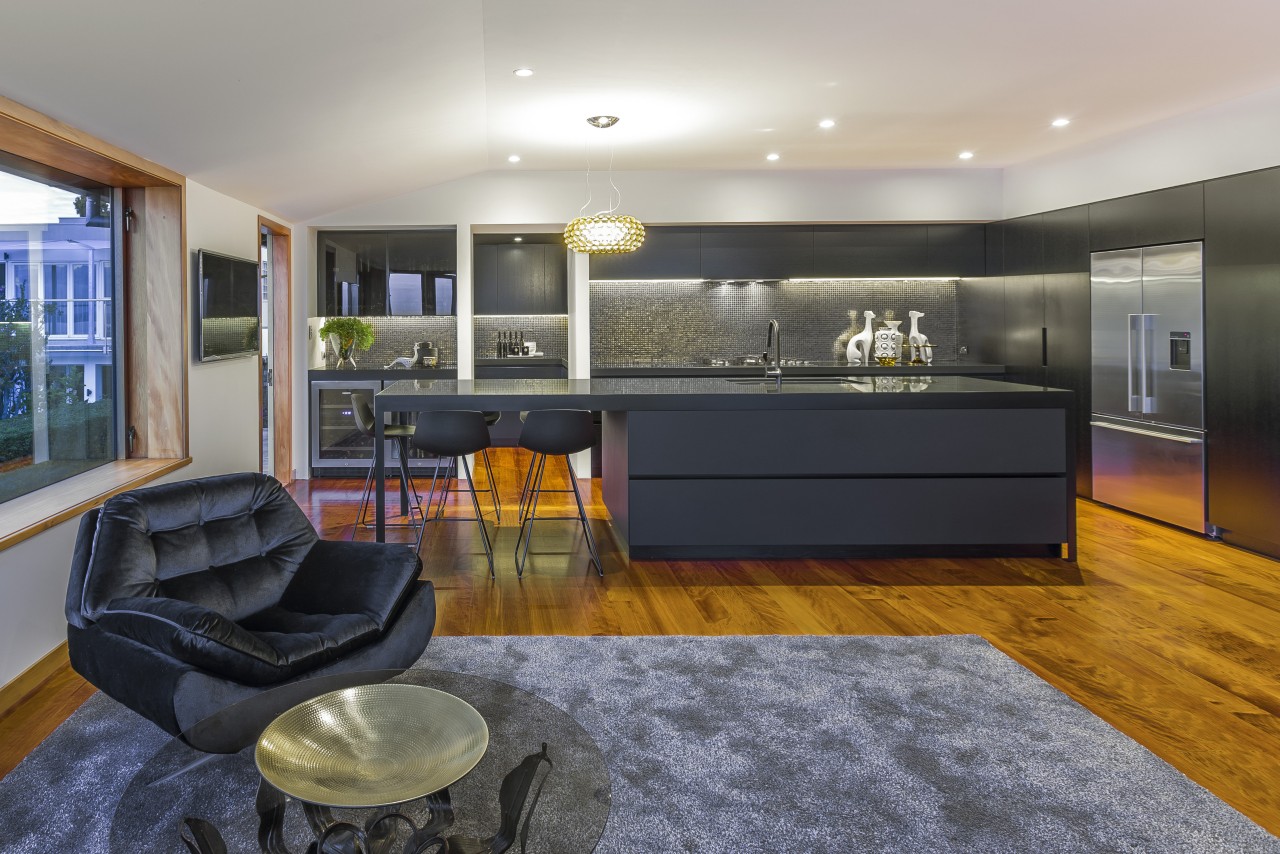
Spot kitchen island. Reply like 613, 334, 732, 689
374, 375, 1076, 561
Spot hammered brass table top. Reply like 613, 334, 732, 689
255, 684, 489, 808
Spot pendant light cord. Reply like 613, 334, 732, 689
578, 124, 594, 217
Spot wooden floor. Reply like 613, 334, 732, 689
3, 447, 1279, 835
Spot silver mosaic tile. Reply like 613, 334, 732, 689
589, 280, 958, 366
473, 315, 568, 359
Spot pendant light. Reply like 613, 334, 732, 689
563, 116, 646, 255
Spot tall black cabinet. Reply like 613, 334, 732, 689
1204, 167, 1280, 558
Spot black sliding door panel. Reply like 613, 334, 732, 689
1204, 168, 1280, 557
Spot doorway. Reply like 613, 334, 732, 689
258, 216, 293, 482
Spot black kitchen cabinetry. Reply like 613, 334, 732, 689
700, 225, 814, 280
319, 229, 456, 317
925, 224, 986, 277
1001, 213, 1046, 385
812, 225, 924, 277
474, 243, 568, 315
590, 224, 983, 281
1204, 167, 1280, 558
1089, 183, 1204, 251
990, 207, 1093, 495
589, 226, 701, 280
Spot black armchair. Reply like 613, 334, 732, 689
65, 473, 436, 750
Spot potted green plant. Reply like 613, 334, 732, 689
318, 317, 374, 369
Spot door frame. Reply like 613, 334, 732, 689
259, 215, 293, 483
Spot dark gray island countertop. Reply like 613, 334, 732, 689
371, 375, 1076, 560
591, 361, 1004, 378
376, 375, 1071, 412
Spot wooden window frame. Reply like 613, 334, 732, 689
0, 94, 190, 551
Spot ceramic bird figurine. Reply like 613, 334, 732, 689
846, 310, 876, 366
908, 310, 933, 366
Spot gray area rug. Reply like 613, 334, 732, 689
1, 634, 1277, 853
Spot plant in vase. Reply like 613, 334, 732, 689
318, 317, 374, 369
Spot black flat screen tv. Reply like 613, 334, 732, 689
196, 248, 260, 362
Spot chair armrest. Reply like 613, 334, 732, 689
97, 597, 289, 686
279, 539, 422, 631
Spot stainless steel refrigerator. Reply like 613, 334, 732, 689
1091, 242, 1206, 532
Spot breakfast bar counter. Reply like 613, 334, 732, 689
374, 376, 1076, 560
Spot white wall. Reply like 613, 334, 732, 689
311, 168, 1004, 228
0, 180, 292, 688
1004, 83, 1280, 218
184, 180, 272, 480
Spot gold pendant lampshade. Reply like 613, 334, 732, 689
564, 116, 646, 255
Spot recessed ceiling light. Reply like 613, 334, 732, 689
766, 153, 780, 161
513, 237, 523, 242
1051, 117, 1071, 128
587, 115, 619, 128
513, 68, 534, 77
508, 154, 521, 163
958, 151, 975, 160
818, 119, 836, 129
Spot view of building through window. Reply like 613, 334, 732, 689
0, 167, 117, 503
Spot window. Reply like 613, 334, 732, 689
0, 166, 117, 504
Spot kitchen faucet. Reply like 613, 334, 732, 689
765, 319, 782, 388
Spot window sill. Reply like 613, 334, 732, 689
0, 458, 191, 553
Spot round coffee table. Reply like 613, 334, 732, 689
110, 669, 611, 853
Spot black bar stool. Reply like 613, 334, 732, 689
515, 409, 602, 577
410, 410, 500, 577
350, 392, 421, 537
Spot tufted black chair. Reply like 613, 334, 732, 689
64, 472, 436, 751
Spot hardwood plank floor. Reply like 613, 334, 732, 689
2, 447, 1278, 835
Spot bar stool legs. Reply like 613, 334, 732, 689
414, 451, 498, 579
352, 436, 423, 539
515, 453, 602, 578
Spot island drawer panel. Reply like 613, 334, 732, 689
627, 477, 1069, 547
625, 409, 1067, 477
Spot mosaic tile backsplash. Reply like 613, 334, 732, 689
473, 314, 568, 360
589, 280, 958, 365
314, 316, 458, 367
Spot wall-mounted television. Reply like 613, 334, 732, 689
196, 248, 260, 362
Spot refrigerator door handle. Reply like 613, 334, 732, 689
1127, 314, 1142, 413
1141, 314, 1157, 414
1089, 420, 1204, 444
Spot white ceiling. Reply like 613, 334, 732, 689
2, 0, 1279, 222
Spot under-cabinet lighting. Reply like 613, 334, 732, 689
590, 279, 708, 284
784, 277, 959, 283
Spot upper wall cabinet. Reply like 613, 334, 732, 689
1089, 184, 1204, 251
319, 229, 457, 316
1002, 214, 1044, 277
1041, 205, 1090, 274
475, 242, 567, 315
700, 225, 814, 280
924, 224, 986, 277
813, 225, 924, 277
589, 226, 701, 280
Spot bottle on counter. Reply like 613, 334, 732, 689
519, 330, 527, 356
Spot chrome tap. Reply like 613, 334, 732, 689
765, 319, 782, 387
